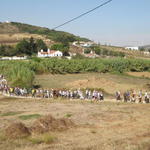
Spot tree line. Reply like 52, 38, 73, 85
0, 37, 47, 56
0, 37, 71, 56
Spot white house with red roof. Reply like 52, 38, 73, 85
38, 49, 63, 58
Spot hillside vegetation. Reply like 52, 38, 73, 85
0, 22, 149, 59
0, 22, 89, 44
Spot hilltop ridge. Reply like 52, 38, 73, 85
0, 22, 90, 44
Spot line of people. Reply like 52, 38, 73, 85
115, 90, 150, 103
1, 74, 150, 103
0, 75, 104, 101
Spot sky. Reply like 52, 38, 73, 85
0, 0, 150, 46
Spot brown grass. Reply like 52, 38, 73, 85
35, 73, 150, 94
5, 122, 30, 139
127, 72, 150, 78
0, 33, 54, 46
0, 97, 150, 150
31, 114, 75, 134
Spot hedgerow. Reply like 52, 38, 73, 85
0, 58, 150, 87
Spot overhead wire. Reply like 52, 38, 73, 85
52, 0, 113, 30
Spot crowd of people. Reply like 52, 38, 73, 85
0, 74, 150, 103
0, 75, 104, 101
115, 90, 150, 103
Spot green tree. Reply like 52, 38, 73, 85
139, 47, 145, 51
84, 49, 91, 54
15, 37, 47, 56
36, 39, 47, 51
29, 37, 37, 53
51, 43, 69, 56
15, 39, 31, 55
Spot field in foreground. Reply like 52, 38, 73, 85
0, 96, 150, 150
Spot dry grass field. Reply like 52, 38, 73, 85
0, 73, 150, 150
0, 96, 150, 150
0, 33, 54, 45
35, 73, 150, 94
127, 72, 150, 79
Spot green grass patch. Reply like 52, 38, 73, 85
1, 111, 24, 117
64, 113, 72, 118
28, 133, 57, 144
18, 114, 41, 120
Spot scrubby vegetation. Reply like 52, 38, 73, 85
84, 45, 125, 57
0, 22, 89, 43
0, 58, 150, 88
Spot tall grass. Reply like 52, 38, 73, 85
0, 58, 150, 87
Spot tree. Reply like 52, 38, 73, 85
0, 45, 16, 56
139, 47, 145, 51
84, 49, 91, 54
15, 37, 47, 56
36, 39, 47, 51
15, 39, 31, 55
90, 46, 102, 55
0, 37, 47, 56
29, 37, 37, 53
51, 43, 69, 56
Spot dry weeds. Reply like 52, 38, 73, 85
127, 72, 150, 78
0, 96, 150, 150
5, 122, 30, 139
31, 114, 75, 134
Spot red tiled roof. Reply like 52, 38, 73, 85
48, 50, 56, 54
40, 52, 48, 54
39, 50, 57, 55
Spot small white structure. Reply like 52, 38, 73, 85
38, 49, 63, 58
0, 56, 27, 60
144, 51, 150, 55
125, 46, 139, 51
72, 41, 94, 48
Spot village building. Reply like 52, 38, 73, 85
37, 49, 63, 58
0, 56, 27, 60
72, 41, 94, 48
125, 46, 139, 50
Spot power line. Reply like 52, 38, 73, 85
52, 0, 113, 30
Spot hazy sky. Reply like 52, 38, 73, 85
0, 0, 150, 46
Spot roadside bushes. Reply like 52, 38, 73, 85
0, 58, 150, 87
7, 65, 35, 88
0, 61, 34, 88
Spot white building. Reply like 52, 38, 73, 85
72, 41, 94, 48
144, 51, 150, 55
0, 56, 27, 60
125, 46, 139, 50
37, 49, 63, 58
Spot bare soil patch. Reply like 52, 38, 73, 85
127, 72, 150, 78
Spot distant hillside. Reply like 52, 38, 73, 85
0, 22, 89, 44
